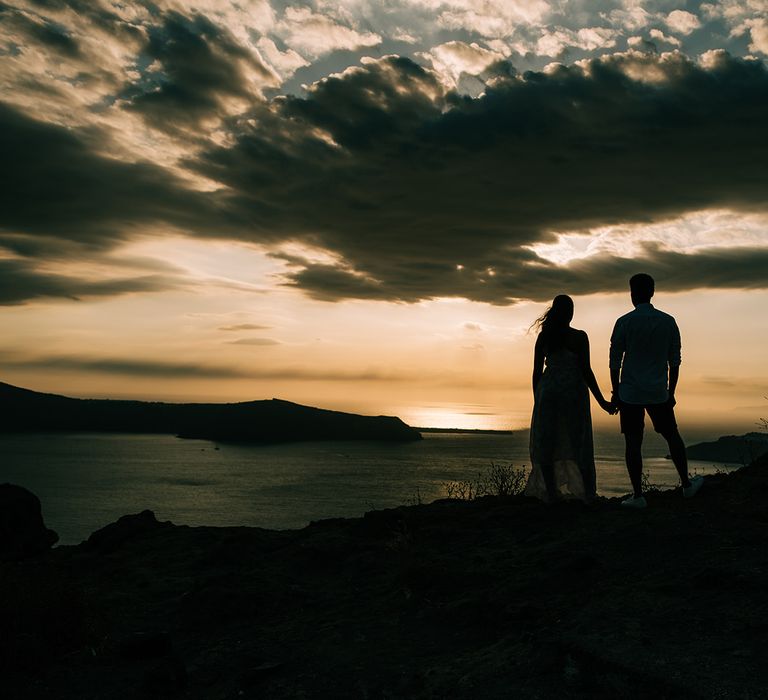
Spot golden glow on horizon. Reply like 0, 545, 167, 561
2, 279, 767, 432
2, 221, 768, 433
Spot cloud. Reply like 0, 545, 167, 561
0, 258, 180, 305
701, 1, 768, 55
0, 351, 428, 382
190, 52, 768, 303
627, 35, 659, 53
701, 376, 737, 387
218, 323, 272, 331
275, 7, 381, 59
420, 41, 507, 86
535, 26, 619, 57
227, 337, 281, 345
0, 1, 145, 117
500, 244, 768, 302
119, 11, 278, 131
4, 6, 768, 310
744, 18, 768, 55
0, 101, 221, 246
599, 5, 651, 32
283, 263, 390, 301
665, 10, 701, 36
648, 28, 680, 47
0, 353, 250, 378
1, 5, 82, 58
430, 0, 551, 36
255, 36, 309, 79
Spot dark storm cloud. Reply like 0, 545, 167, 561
120, 11, 275, 130
0, 258, 180, 305
4, 0, 144, 56
285, 264, 391, 301
282, 55, 444, 150
0, 101, 227, 246
285, 245, 768, 304
191, 51, 768, 303
481, 244, 768, 304
25, 0, 123, 22
5, 41, 768, 306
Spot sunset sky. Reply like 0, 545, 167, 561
2, 0, 767, 430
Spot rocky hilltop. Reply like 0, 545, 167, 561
3, 456, 768, 699
0, 382, 421, 443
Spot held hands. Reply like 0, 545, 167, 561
599, 397, 619, 415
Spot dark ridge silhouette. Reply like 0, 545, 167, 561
685, 432, 768, 463
0, 382, 421, 443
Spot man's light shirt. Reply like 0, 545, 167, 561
609, 303, 681, 405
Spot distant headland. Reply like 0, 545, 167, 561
684, 432, 768, 464
0, 382, 422, 444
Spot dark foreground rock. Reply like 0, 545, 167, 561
3, 457, 768, 699
0, 483, 58, 561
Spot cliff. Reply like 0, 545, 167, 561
4, 455, 768, 699
0, 382, 421, 443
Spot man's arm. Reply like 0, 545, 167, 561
610, 367, 621, 397
667, 319, 682, 404
609, 319, 625, 399
668, 365, 679, 405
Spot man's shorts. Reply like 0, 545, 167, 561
619, 399, 677, 435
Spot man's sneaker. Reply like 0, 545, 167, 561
683, 475, 704, 499
621, 495, 647, 509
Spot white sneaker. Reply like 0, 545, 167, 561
621, 495, 647, 509
683, 475, 704, 499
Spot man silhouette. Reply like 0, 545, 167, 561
609, 273, 703, 508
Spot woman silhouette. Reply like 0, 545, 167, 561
525, 295, 615, 503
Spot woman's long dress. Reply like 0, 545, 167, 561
525, 347, 596, 501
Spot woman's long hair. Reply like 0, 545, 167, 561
530, 294, 574, 349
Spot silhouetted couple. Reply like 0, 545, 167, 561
525, 273, 703, 507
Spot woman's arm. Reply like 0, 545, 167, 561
532, 334, 545, 395
576, 331, 614, 413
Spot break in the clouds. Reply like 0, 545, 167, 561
1, 1, 768, 306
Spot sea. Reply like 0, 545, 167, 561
0, 429, 740, 545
